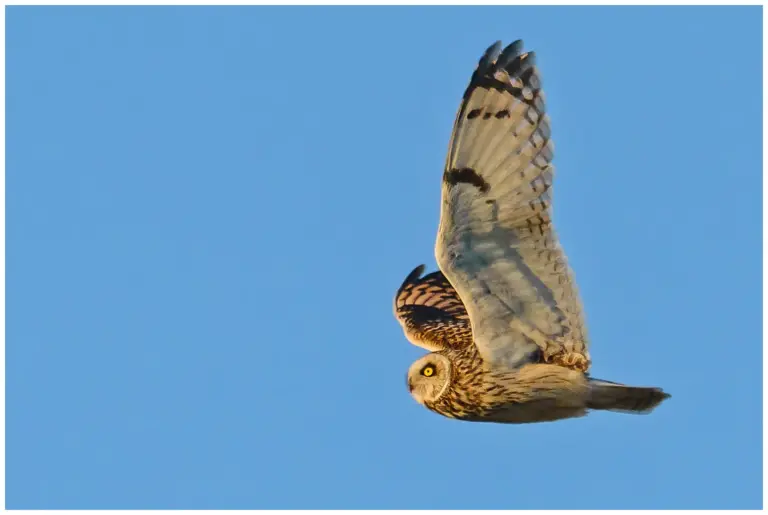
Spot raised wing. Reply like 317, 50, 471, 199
435, 40, 590, 371
393, 264, 472, 351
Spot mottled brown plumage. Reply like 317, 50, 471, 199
396, 40, 671, 424
408, 346, 594, 424
394, 264, 472, 351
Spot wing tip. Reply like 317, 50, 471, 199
462, 39, 540, 105
496, 40, 524, 70
394, 264, 427, 308
481, 40, 503, 63
403, 264, 426, 286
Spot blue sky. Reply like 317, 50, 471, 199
6, 6, 762, 510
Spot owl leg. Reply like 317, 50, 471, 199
546, 351, 590, 373
510, 319, 591, 372
540, 343, 563, 363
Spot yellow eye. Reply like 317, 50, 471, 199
422, 366, 435, 377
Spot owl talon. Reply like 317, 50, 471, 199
539, 346, 590, 372
542, 346, 563, 364
553, 352, 590, 372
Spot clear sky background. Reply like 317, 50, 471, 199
7, 6, 762, 510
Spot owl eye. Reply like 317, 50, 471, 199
421, 365, 435, 377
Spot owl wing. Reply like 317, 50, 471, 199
435, 40, 590, 372
393, 264, 473, 351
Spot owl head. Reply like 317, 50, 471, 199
406, 353, 452, 405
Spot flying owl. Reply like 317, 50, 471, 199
393, 40, 670, 424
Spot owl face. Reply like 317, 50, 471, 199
406, 354, 452, 405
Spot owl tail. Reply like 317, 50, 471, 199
586, 378, 670, 414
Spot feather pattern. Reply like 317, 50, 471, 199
436, 40, 590, 372
393, 264, 472, 351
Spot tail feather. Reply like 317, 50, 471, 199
587, 378, 670, 414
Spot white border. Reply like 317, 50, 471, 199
1, 1, 764, 513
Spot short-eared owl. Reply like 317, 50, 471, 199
393, 40, 670, 424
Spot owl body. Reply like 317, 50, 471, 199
411, 346, 591, 424
394, 40, 670, 424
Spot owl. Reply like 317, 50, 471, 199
393, 40, 670, 424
